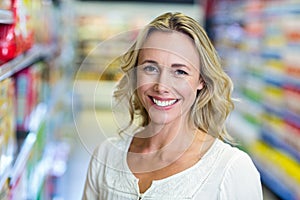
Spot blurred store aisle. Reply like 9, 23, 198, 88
57, 108, 118, 200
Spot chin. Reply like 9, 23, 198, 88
149, 111, 182, 126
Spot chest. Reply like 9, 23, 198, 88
99, 160, 222, 200
130, 153, 202, 193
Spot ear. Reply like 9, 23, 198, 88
197, 79, 205, 90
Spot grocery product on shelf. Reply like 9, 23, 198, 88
211, 0, 300, 199
15, 64, 42, 132
9, 105, 49, 199
0, 0, 76, 199
0, 78, 16, 199
0, 0, 34, 65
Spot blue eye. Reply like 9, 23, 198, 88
175, 69, 188, 75
144, 65, 158, 73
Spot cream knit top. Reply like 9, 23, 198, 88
82, 135, 263, 200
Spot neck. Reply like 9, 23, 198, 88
133, 117, 197, 153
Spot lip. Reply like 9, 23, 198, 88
148, 95, 179, 109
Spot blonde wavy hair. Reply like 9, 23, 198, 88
113, 12, 234, 142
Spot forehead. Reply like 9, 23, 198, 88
139, 31, 200, 67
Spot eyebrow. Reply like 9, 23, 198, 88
171, 63, 189, 69
141, 60, 189, 69
140, 60, 158, 65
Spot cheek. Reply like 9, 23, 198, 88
136, 72, 157, 98
137, 71, 153, 87
136, 79, 152, 102
137, 79, 151, 96
177, 80, 199, 98
137, 84, 147, 96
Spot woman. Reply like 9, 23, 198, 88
82, 12, 263, 199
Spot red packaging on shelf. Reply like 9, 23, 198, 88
0, 23, 20, 65
0, 0, 18, 65
12, 0, 34, 53
0, 0, 35, 66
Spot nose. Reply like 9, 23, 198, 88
153, 70, 171, 93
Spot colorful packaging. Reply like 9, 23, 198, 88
14, 64, 42, 131
0, 78, 16, 188
0, 0, 35, 65
0, 0, 17, 65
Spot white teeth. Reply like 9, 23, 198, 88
152, 98, 177, 107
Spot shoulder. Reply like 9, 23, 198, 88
215, 140, 263, 199
83, 135, 133, 198
213, 139, 259, 176
213, 139, 254, 166
92, 136, 130, 158
91, 135, 132, 168
93, 135, 130, 155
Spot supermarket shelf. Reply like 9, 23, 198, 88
227, 111, 260, 144
284, 109, 300, 128
0, 9, 14, 24
0, 44, 57, 82
28, 103, 48, 133
9, 103, 47, 187
212, 0, 300, 199
0, 161, 11, 193
264, 2, 300, 15
228, 113, 299, 199
25, 140, 70, 198
9, 132, 36, 187
254, 159, 297, 200
261, 127, 300, 163
285, 74, 300, 87
0, 0, 75, 198
28, 144, 55, 199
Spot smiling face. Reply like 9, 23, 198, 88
136, 30, 204, 126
